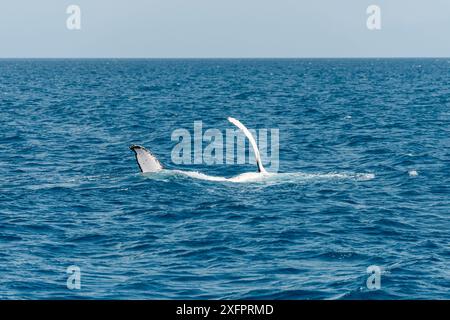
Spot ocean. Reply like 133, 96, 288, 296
0, 59, 449, 299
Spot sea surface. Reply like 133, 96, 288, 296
0, 59, 449, 299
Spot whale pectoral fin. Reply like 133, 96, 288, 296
227, 117, 267, 173
130, 145, 163, 173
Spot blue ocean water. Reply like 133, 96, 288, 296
0, 59, 449, 299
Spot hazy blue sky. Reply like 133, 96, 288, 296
0, 0, 449, 57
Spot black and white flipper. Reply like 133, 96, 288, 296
129, 145, 163, 173
227, 117, 267, 173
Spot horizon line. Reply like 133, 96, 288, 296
0, 56, 450, 60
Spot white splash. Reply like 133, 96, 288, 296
143, 170, 375, 184
408, 170, 419, 177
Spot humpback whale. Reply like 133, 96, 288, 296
130, 117, 376, 183
130, 117, 271, 183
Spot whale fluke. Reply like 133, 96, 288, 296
227, 117, 267, 173
130, 145, 163, 173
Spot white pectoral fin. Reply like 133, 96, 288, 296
130, 145, 163, 173
227, 117, 267, 173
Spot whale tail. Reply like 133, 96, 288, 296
130, 145, 163, 173
227, 117, 267, 173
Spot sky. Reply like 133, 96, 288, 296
0, 0, 449, 58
